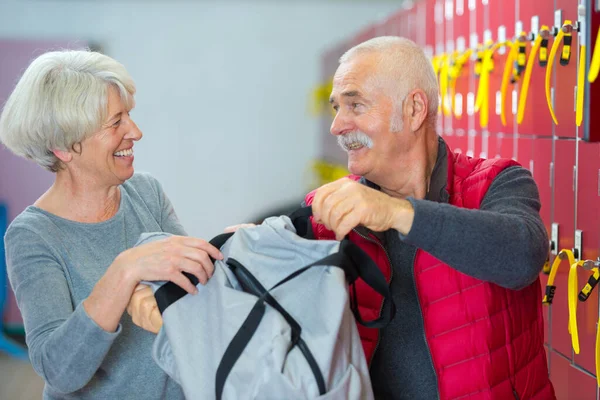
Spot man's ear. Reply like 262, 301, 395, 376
404, 89, 428, 132
53, 148, 73, 163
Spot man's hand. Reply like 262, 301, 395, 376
127, 284, 163, 334
311, 178, 415, 240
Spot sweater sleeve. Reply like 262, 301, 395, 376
400, 166, 548, 290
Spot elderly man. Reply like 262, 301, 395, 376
307, 37, 554, 399
129, 37, 555, 399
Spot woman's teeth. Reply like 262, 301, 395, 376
114, 148, 133, 157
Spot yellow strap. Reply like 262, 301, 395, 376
545, 249, 575, 289
440, 55, 451, 116
589, 27, 600, 82
501, 41, 518, 126
545, 27, 565, 125
568, 259, 585, 354
476, 42, 506, 128
517, 32, 544, 124
475, 42, 495, 112
450, 49, 473, 119
577, 44, 586, 126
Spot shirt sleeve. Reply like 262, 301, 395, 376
399, 166, 549, 290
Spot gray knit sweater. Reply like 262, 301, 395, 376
4, 172, 186, 400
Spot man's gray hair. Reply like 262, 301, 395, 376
339, 36, 439, 130
0, 49, 136, 172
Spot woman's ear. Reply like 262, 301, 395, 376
53, 149, 73, 163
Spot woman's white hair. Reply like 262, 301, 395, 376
0, 49, 136, 172
339, 36, 439, 131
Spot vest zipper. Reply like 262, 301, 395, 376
411, 250, 440, 400
351, 228, 393, 366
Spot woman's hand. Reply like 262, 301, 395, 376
127, 284, 162, 334
116, 235, 223, 295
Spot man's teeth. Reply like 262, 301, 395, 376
114, 148, 133, 157
347, 142, 364, 150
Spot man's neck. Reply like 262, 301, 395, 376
36, 170, 121, 223
376, 132, 439, 200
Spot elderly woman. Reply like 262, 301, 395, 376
0, 50, 222, 399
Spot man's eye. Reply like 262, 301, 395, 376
112, 120, 121, 128
352, 103, 361, 109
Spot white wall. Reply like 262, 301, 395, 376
0, 0, 399, 239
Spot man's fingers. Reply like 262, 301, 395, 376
329, 200, 355, 233
312, 181, 343, 222
335, 212, 361, 241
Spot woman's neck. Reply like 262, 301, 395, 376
35, 171, 121, 223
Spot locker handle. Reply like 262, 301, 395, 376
517, 27, 548, 125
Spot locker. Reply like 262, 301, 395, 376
384, 10, 403, 38
490, 133, 514, 159
530, 138, 554, 235
550, 139, 577, 358
572, 140, 600, 374
449, 0, 472, 138
568, 364, 598, 400
426, 0, 438, 52
517, 0, 556, 136
486, 0, 516, 135
485, 131, 499, 159
550, 351, 571, 399
514, 135, 534, 167
435, 0, 449, 136
554, 0, 580, 138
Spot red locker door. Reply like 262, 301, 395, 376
551, 350, 598, 400
517, 0, 556, 136
486, 131, 501, 159
551, 139, 577, 359
550, 351, 570, 399
567, 366, 597, 400
451, 0, 472, 139
554, 0, 580, 138
531, 138, 554, 234
527, 137, 553, 346
486, 0, 516, 135
435, 0, 448, 137
572, 140, 600, 375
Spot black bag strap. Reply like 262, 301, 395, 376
154, 232, 233, 314
215, 258, 326, 400
283, 206, 395, 328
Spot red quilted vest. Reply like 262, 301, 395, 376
304, 147, 555, 399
